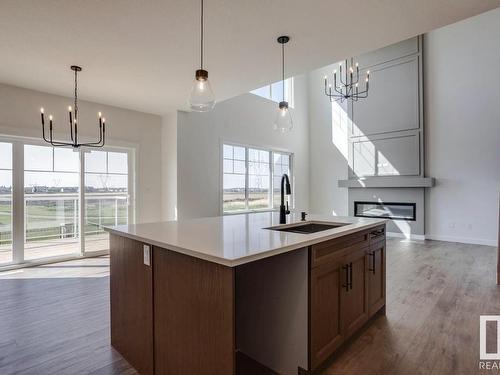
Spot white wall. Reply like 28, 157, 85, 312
161, 112, 178, 221
307, 65, 349, 216
177, 75, 310, 219
424, 7, 500, 246
0, 83, 163, 224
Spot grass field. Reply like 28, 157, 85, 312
223, 191, 281, 212
0, 198, 127, 245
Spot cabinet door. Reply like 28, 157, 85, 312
341, 247, 369, 339
310, 259, 344, 370
110, 234, 154, 375
154, 247, 235, 375
367, 240, 386, 316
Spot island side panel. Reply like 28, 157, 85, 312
153, 247, 235, 375
110, 234, 154, 375
235, 248, 309, 374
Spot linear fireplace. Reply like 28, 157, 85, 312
354, 201, 416, 221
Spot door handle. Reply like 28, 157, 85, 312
368, 252, 376, 274
348, 262, 353, 290
342, 264, 349, 292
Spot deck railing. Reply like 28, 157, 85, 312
0, 192, 128, 245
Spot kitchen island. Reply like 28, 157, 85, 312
106, 212, 386, 375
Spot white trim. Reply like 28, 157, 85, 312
386, 231, 497, 246
12, 141, 24, 263
79, 149, 85, 255
425, 234, 496, 247
0, 251, 109, 272
386, 231, 426, 241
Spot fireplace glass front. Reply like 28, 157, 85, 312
354, 201, 416, 221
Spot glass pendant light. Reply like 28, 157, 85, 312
189, 0, 215, 112
273, 36, 293, 133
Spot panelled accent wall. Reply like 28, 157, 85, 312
342, 37, 428, 237
348, 37, 424, 179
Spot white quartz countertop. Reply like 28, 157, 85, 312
105, 212, 386, 267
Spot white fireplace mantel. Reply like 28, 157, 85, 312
338, 176, 435, 188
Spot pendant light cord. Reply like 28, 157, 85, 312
200, 0, 204, 69
282, 41, 285, 101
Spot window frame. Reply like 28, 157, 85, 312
250, 77, 295, 108
220, 141, 294, 215
0, 133, 136, 269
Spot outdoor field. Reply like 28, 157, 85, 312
0, 194, 127, 262
223, 190, 281, 212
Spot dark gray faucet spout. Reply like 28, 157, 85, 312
280, 174, 291, 224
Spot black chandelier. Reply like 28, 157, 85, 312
40, 65, 106, 148
324, 59, 370, 103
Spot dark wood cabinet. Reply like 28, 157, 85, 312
309, 225, 386, 371
153, 248, 235, 375
110, 224, 385, 375
310, 257, 344, 369
367, 239, 386, 316
110, 234, 154, 375
341, 246, 369, 339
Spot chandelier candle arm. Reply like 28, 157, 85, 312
68, 106, 74, 142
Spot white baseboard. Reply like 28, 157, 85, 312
386, 232, 426, 241
424, 234, 496, 247
386, 231, 497, 246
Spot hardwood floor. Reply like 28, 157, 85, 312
322, 239, 499, 375
0, 256, 135, 375
0, 239, 497, 374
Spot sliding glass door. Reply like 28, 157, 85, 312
0, 136, 134, 267
84, 150, 129, 253
23, 145, 80, 260
0, 142, 13, 264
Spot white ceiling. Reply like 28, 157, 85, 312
1, 0, 499, 115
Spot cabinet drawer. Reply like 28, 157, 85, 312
369, 225, 385, 245
311, 231, 369, 268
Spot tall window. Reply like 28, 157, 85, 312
85, 150, 129, 253
24, 145, 80, 260
250, 78, 294, 107
0, 142, 12, 264
222, 144, 293, 213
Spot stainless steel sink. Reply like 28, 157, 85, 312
266, 221, 348, 234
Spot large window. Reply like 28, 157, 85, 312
0, 137, 134, 267
85, 150, 129, 253
222, 144, 293, 213
0, 142, 12, 264
250, 78, 294, 107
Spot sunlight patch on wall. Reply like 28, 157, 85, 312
330, 100, 400, 178
331, 102, 349, 161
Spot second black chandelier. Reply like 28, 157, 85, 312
323, 59, 370, 103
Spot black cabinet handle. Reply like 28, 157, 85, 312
342, 264, 349, 292
368, 252, 376, 274
348, 262, 353, 290
370, 228, 385, 238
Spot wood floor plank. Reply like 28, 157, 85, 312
0, 239, 497, 374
